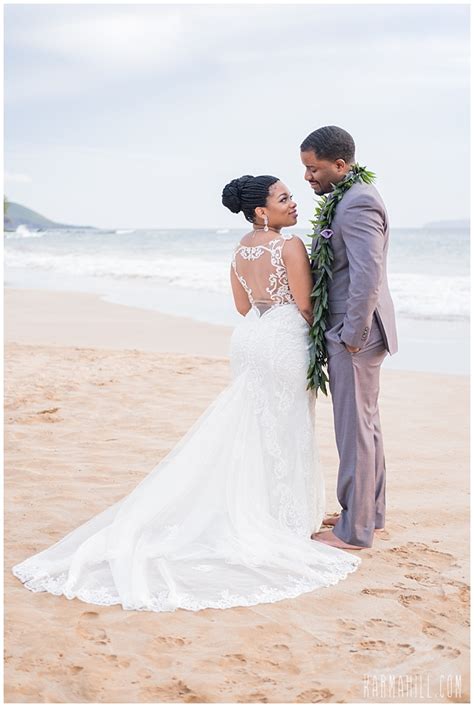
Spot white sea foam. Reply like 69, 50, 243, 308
4, 227, 469, 321
389, 273, 469, 321
4, 250, 231, 293
5, 225, 44, 238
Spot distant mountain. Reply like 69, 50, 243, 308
4, 201, 93, 231
423, 219, 470, 230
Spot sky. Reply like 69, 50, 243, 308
4, 3, 470, 229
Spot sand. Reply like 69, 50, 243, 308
4, 288, 470, 703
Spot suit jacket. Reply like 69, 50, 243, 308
313, 181, 398, 354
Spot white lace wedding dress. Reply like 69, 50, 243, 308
12, 234, 360, 612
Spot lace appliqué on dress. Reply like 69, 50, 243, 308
232, 235, 296, 313
12, 557, 359, 612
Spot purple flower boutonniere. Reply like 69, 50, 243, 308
320, 228, 334, 240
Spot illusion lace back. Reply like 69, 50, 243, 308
232, 235, 297, 316
12, 234, 360, 612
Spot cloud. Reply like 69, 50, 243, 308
3, 4, 469, 227
5, 4, 468, 105
4, 172, 32, 184
7, 6, 185, 70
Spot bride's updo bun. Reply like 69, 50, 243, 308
222, 174, 279, 223
221, 175, 252, 214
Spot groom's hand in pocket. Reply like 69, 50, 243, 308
345, 343, 361, 353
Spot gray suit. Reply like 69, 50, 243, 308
315, 181, 398, 547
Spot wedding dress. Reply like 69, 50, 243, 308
12, 234, 360, 612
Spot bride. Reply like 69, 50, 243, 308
12, 174, 360, 613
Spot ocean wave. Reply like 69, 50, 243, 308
4, 246, 469, 321
389, 273, 470, 320
5, 225, 45, 239
4, 250, 231, 294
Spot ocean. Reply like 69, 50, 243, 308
4, 225, 470, 374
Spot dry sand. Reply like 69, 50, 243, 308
4, 288, 470, 703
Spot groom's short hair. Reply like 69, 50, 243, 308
300, 126, 355, 163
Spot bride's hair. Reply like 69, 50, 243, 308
222, 174, 279, 223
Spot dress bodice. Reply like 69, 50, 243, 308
232, 234, 296, 315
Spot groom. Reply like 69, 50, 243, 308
300, 126, 398, 550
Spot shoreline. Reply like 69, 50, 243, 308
5, 287, 234, 358
4, 287, 470, 377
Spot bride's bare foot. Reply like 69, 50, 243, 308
322, 513, 385, 532
311, 529, 366, 551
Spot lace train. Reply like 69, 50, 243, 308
12, 302, 360, 612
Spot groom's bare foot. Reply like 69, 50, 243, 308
311, 529, 366, 550
322, 514, 385, 532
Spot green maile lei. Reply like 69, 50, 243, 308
306, 163, 376, 396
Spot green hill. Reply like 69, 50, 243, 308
4, 201, 92, 231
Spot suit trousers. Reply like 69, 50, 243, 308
325, 313, 388, 547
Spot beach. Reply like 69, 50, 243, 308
5, 287, 469, 703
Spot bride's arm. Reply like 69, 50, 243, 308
283, 237, 314, 325
230, 265, 251, 316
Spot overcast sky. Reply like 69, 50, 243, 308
4, 3, 470, 229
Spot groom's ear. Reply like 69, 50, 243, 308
335, 159, 347, 172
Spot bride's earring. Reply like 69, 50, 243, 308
264, 215, 269, 232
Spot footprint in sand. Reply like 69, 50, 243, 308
69, 666, 84, 675
351, 640, 415, 667
443, 581, 470, 604
357, 640, 415, 655
389, 543, 456, 571
19, 412, 63, 424
357, 639, 387, 651
139, 680, 205, 703
361, 588, 399, 598
81, 611, 99, 619
105, 654, 130, 668
251, 643, 294, 669
433, 644, 462, 659
76, 614, 110, 645
404, 572, 437, 587
223, 653, 247, 664
245, 693, 270, 703
272, 643, 291, 653
422, 622, 446, 638
398, 594, 423, 608
368, 618, 399, 628
137, 668, 153, 679
376, 530, 391, 541
397, 643, 416, 655
296, 688, 333, 702
152, 635, 191, 648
